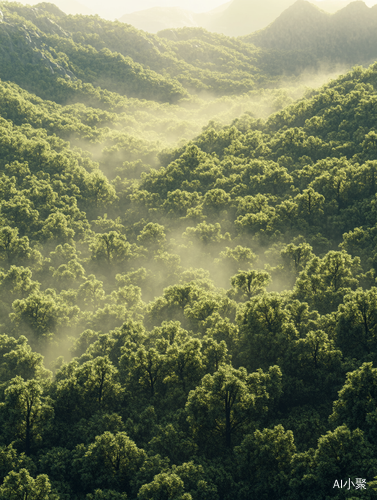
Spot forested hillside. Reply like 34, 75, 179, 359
1, 1, 377, 499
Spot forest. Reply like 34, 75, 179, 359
1, 1, 377, 499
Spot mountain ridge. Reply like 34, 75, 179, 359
118, 0, 353, 36
243, 0, 377, 64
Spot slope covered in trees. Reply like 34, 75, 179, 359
0, 0, 366, 104
1, 1, 377, 499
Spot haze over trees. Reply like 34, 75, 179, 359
1, 0, 377, 498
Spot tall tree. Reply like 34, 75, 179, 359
186, 364, 282, 450
0, 377, 53, 455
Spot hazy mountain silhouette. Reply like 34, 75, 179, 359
119, 7, 199, 32
205, 0, 294, 35
118, 3, 230, 33
244, 0, 330, 48
244, 0, 377, 63
119, 0, 352, 36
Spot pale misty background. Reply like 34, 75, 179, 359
16, 0, 377, 21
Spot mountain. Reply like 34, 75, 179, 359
245, 0, 377, 64
118, 0, 353, 37
244, 1, 331, 49
2, 0, 373, 107
118, 7, 200, 32
0, 1, 296, 103
207, 0, 356, 35
316, 0, 357, 12
205, 0, 294, 36
118, 3, 231, 34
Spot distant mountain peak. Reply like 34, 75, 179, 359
344, 0, 369, 8
244, 0, 377, 60
261, 0, 329, 31
333, 0, 369, 14
280, 0, 329, 15
118, 0, 361, 38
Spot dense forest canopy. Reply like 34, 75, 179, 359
1, 1, 377, 499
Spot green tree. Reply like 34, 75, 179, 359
284, 329, 343, 405
229, 269, 270, 301
280, 240, 314, 276
124, 346, 166, 398
201, 336, 229, 374
0, 444, 35, 484
0, 468, 57, 500
148, 424, 198, 465
294, 251, 361, 314
54, 356, 122, 422
0, 227, 41, 268
171, 462, 218, 500
137, 472, 192, 500
10, 291, 71, 345
76, 432, 146, 494
0, 377, 53, 454
165, 337, 204, 398
329, 362, 377, 444
202, 188, 231, 217
40, 212, 75, 244
137, 223, 166, 249
183, 223, 227, 246
0, 334, 51, 382
1, 194, 40, 237
294, 187, 325, 225
77, 275, 105, 310
237, 292, 297, 370
85, 171, 117, 210
38, 446, 74, 499
336, 288, 377, 360
235, 425, 296, 500
90, 231, 133, 266
186, 364, 282, 450
0, 266, 39, 303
